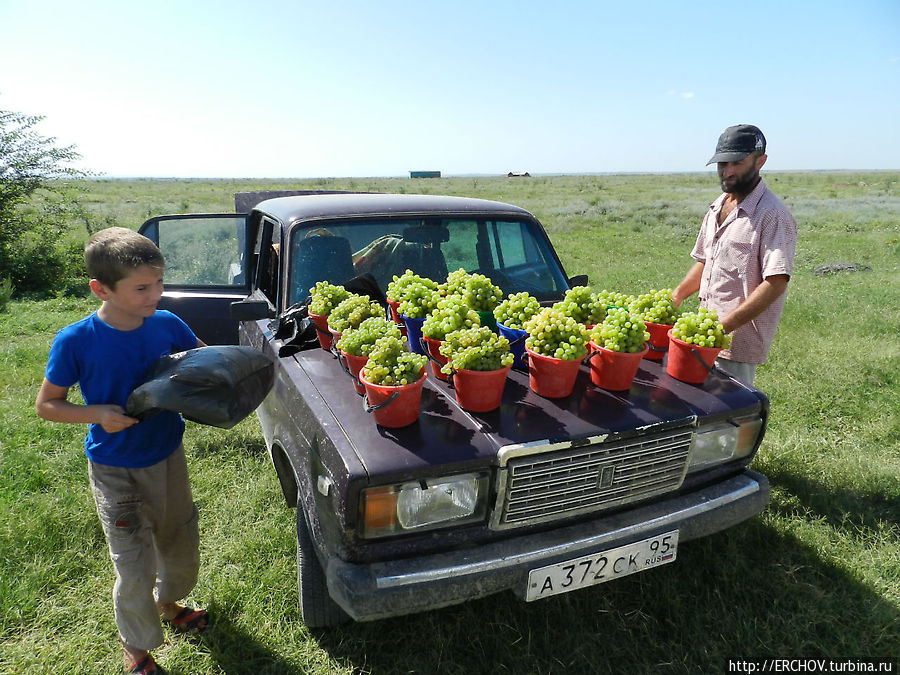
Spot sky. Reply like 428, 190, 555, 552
1, 0, 898, 178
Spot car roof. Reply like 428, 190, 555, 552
253, 192, 533, 227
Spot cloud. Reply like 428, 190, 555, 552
665, 90, 695, 99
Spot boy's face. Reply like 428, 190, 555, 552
90, 265, 164, 322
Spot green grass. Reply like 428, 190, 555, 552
2, 173, 898, 673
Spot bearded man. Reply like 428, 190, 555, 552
672, 124, 797, 386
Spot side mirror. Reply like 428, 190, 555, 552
230, 297, 276, 321
567, 274, 589, 287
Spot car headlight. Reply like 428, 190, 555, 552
688, 415, 763, 471
359, 472, 489, 538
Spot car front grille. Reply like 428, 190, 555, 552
491, 428, 693, 529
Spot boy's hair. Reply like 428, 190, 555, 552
85, 227, 165, 288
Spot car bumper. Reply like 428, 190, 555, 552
325, 469, 769, 621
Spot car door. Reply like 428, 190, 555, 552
138, 214, 252, 345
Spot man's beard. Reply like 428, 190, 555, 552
721, 165, 759, 195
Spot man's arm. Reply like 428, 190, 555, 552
35, 379, 137, 433
719, 274, 789, 334
672, 261, 704, 307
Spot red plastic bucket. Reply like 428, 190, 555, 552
665, 330, 721, 384
525, 347, 582, 399
450, 366, 511, 412
643, 322, 671, 361
422, 336, 449, 381
340, 351, 368, 395
387, 299, 402, 324
359, 371, 426, 428
307, 312, 332, 350
587, 341, 648, 391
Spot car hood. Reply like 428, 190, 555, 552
292, 348, 765, 483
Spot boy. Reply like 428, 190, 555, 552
36, 227, 208, 675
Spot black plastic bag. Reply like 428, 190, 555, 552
125, 346, 275, 429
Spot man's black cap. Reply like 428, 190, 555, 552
707, 124, 767, 165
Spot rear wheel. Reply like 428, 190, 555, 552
296, 508, 351, 627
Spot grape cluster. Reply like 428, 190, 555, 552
494, 292, 541, 329
327, 295, 383, 333
422, 295, 480, 341
438, 326, 514, 373
398, 285, 441, 319
362, 335, 427, 386
553, 286, 608, 326
671, 308, 731, 348
387, 269, 439, 303
524, 307, 590, 360
442, 268, 471, 297
630, 289, 682, 325
463, 274, 503, 312
591, 307, 650, 353
336, 317, 400, 356
595, 289, 635, 313
308, 281, 351, 316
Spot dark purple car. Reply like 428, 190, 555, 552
140, 192, 769, 627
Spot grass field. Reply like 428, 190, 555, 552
1, 172, 898, 674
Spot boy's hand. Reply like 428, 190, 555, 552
96, 405, 138, 433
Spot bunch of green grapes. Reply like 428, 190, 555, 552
595, 289, 635, 313
327, 295, 383, 333
523, 307, 590, 360
442, 268, 471, 297
553, 286, 608, 325
335, 317, 400, 356
397, 284, 441, 319
362, 335, 427, 386
494, 292, 541, 329
463, 273, 503, 312
671, 308, 731, 348
387, 269, 439, 303
422, 295, 480, 341
308, 281, 352, 316
590, 307, 650, 353
630, 289, 682, 325
438, 326, 514, 373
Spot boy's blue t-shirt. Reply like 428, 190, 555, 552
44, 310, 198, 468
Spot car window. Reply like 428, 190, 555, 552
151, 216, 247, 286
287, 216, 567, 306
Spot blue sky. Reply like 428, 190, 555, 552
2, 0, 898, 177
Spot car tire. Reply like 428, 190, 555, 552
296, 507, 351, 627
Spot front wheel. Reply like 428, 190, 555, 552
296, 507, 351, 627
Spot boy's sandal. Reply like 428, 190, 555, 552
124, 654, 166, 675
166, 606, 209, 635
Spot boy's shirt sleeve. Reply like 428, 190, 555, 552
44, 328, 79, 388
160, 310, 200, 352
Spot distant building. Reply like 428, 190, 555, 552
507, 171, 531, 177
409, 170, 441, 178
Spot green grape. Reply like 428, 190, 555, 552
590, 307, 650, 353
442, 268, 471, 297
438, 326, 514, 373
553, 286, 609, 325
308, 281, 351, 316
463, 273, 503, 312
523, 307, 589, 360
630, 288, 682, 325
397, 283, 441, 319
595, 289, 635, 314
422, 295, 480, 340
494, 292, 541, 329
336, 317, 401, 356
362, 335, 427, 386
327, 295, 383, 333
671, 308, 731, 348
387, 269, 439, 303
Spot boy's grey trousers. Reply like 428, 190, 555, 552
88, 445, 200, 650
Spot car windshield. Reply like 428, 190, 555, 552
286, 216, 569, 306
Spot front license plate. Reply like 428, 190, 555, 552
526, 531, 679, 601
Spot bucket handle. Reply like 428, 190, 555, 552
647, 341, 667, 353
336, 351, 363, 388
689, 347, 718, 374
363, 390, 400, 414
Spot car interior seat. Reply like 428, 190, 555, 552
291, 235, 356, 304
